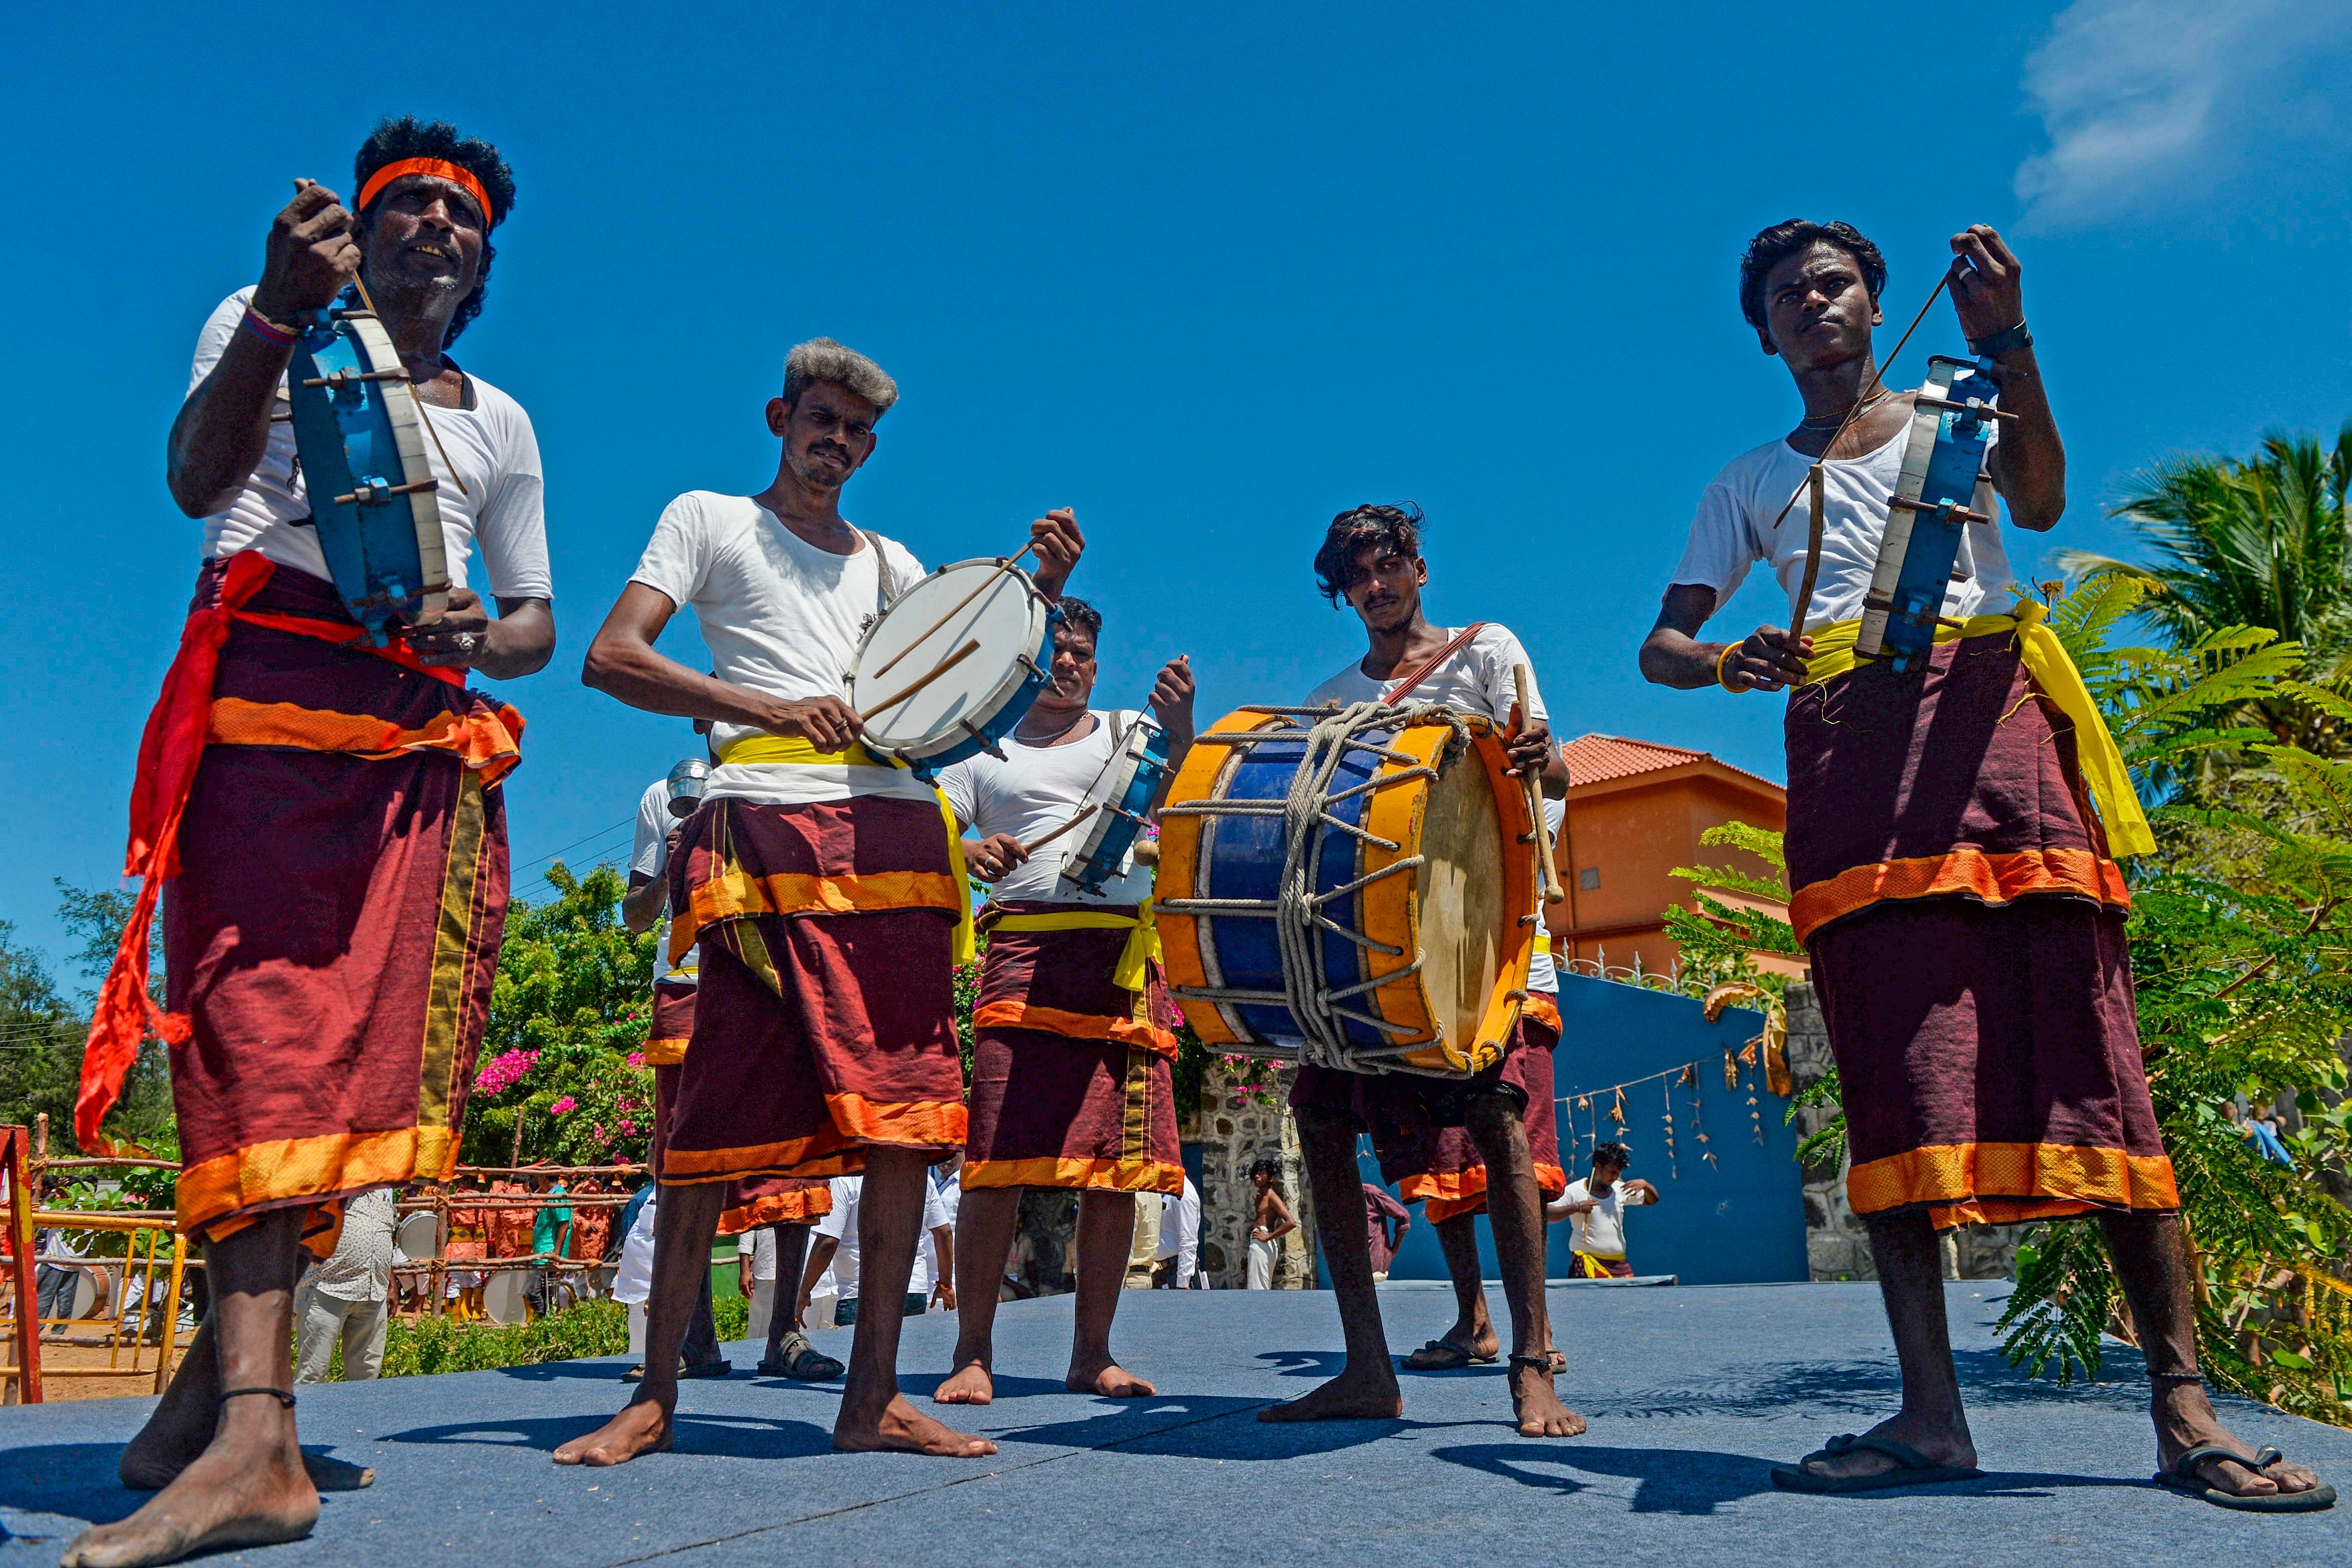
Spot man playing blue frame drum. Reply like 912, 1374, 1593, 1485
67, 117, 553, 1568
929, 595, 1195, 1406
1267, 503, 1583, 1439
572, 337, 1083, 1464
1639, 219, 2330, 1508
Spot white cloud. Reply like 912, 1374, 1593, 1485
2014, 0, 2352, 227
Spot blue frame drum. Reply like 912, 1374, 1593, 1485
846, 557, 1062, 776
1057, 715, 1172, 895
285, 285, 449, 646
1854, 354, 2005, 673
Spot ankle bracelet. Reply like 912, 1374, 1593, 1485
2150, 1370, 2203, 1384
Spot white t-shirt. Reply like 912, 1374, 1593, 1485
1530, 795, 1565, 997
735, 1224, 777, 1283
628, 493, 934, 806
936, 711, 1154, 906
1309, 625, 1557, 993
1668, 424, 2014, 629
1560, 1175, 1648, 1260
812, 1174, 953, 1300
188, 288, 553, 602
631, 780, 698, 980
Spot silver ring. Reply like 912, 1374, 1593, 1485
458, 632, 479, 654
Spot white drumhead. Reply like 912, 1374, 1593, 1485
850, 559, 1047, 757
1062, 715, 1152, 873
396, 1211, 439, 1260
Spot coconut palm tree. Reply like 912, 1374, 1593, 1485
2058, 424, 2352, 681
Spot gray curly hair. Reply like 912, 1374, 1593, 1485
782, 337, 899, 414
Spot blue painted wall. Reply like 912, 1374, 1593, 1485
1358, 974, 1809, 1286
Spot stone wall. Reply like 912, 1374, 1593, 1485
1784, 982, 2024, 1282
1195, 1060, 1318, 1289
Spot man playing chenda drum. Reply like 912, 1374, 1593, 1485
1265, 503, 1583, 1439
68, 117, 553, 1568
929, 595, 1196, 1406
1640, 218, 2330, 1507
571, 336, 1083, 1463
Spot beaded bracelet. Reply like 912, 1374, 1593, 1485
240, 303, 301, 347
1716, 642, 1746, 693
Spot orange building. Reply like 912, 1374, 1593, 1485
1547, 734, 1800, 982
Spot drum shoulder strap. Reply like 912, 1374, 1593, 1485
1384, 621, 1488, 703
859, 529, 899, 608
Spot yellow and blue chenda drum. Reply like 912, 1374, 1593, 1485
1154, 702, 1538, 1077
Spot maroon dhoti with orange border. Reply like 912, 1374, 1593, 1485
1787, 629, 2176, 1230
660, 794, 966, 1187
1391, 995, 1567, 1224
114, 559, 524, 1253
962, 903, 1184, 1194
1292, 1002, 1563, 1214
644, 973, 829, 1232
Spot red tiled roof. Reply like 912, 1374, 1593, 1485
1561, 734, 1782, 793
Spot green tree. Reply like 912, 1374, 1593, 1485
462, 863, 659, 1168
0, 883, 176, 1158
2058, 424, 2352, 754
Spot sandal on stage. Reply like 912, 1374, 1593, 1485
621, 1356, 733, 1384
757, 1331, 844, 1382
2157, 1445, 2336, 1512
1770, 1433, 1984, 1494
1402, 1339, 1496, 1372
1547, 1348, 1566, 1376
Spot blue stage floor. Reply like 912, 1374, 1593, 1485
3, 1282, 2346, 1565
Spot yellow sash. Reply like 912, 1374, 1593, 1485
1800, 599, 2153, 858
714, 735, 975, 963
983, 898, 1162, 992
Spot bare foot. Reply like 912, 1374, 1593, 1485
1069, 1360, 1156, 1398
552, 1400, 673, 1467
933, 1361, 994, 1406
835, 1395, 997, 1456
1258, 1366, 1402, 1423
1797, 1411, 1975, 1482
2154, 1381, 2323, 1498
63, 1432, 317, 1567
1507, 1358, 1587, 1439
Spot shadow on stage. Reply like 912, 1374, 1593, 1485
382, 1411, 836, 1460
1429, 1442, 2146, 1515
0, 1442, 377, 1533
1602, 1347, 2152, 1423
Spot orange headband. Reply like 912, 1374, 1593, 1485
357, 157, 496, 226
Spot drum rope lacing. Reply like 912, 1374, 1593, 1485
1162, 700, 1468, 1071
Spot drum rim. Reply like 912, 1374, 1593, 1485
1157, 705, 1537, 1077
1060, 712, 1168, 890
289, 304, 451, 633
846, 555, 1055, 761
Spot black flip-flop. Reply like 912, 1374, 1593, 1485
621, 1356, 733, 1384
1771, 1433, 1984, 1494
2157, 1444, 2337, 1512
1402, 1338, 1496, 1371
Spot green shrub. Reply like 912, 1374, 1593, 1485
379, 1297, 628, 1378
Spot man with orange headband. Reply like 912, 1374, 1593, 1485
65, 116, 552, 1568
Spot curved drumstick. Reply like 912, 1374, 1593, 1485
1512, 664, 1565, 906
858, 638, 980, 723
869, 543, 1038, 682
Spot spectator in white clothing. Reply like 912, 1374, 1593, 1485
1155, 1176, 1203, 1287
1546, 1142, 1659, 1279
800, 1175, 952, 1328
295, 1188, 398, 1382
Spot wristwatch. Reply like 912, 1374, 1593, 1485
1969, 319, 2033, 358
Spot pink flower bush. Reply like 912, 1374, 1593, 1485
549, 1095, 578, 1115
625, 1051, 646, 1069
473, 1049, 540, 1097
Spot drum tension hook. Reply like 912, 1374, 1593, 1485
332, 477, 441, 508
301, 367, 411, 391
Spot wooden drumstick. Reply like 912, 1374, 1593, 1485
1788, 463, 1826, 642
869, 542, 1039, 682
1513, 663, 1565, 905
1017, 803, 1100, 858
858, 638, 980, 723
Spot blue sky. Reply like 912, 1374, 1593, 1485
5, 2, 2350, 980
